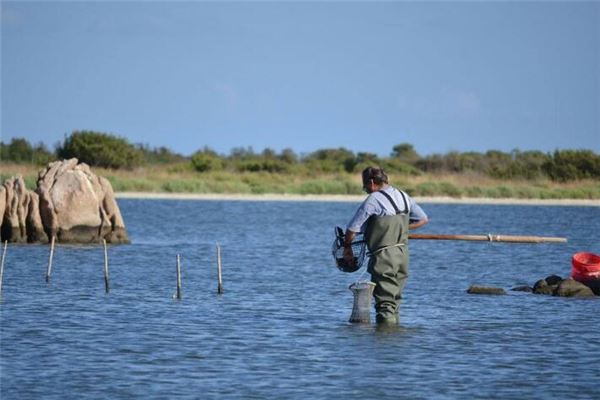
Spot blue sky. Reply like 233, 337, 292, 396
2, 1, 599, 157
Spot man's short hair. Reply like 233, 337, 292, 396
362, 167, 388, 185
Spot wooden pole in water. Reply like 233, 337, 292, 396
175, 254, 182, 300
46, 236, 55, 283
216, 243, 223, 294
103, 239, 110, 294
0, 240, 7, 296
408, 233, 567, 244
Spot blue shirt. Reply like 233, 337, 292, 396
347, 186, 427, 233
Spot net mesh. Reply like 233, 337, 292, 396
349, 281, 375, 323
331, 227, 367, 273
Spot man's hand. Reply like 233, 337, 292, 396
343, 245, 355, 267
343, 229, 357, 267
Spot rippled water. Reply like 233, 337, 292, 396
1, 199, 599, 399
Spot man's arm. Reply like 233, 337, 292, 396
409, 217, 428, 230
408, 198, 428, 230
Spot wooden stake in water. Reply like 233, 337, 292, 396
103, 239, 110, 294
175, 254, 182, 300
0, 240, 7, 296
46, 236, 55, 283
216, 244, 223, 294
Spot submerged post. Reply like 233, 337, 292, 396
46, 236, 55, 283
175, 254, 182, 300
349, 281, 376, 323
0, 240, 7, 296
103, 239, 110, 294
216, 243, 223, 294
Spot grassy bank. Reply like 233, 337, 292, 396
2, 163, 599, 200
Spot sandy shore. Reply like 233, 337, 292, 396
115, 192, 600, 206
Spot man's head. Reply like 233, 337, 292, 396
361, 167, 388, 193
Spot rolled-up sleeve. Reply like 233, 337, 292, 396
347, 199, 377, 233
408, 198, 427, 222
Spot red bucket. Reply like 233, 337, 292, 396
571, 252, 600, 282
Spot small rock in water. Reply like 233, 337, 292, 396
554, 278, 596, 298
533, 279, 557, 295
544, 274, 563, 286
511, 285, 533, 292
467, 285, 506, 295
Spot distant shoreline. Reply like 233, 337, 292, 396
115, 192, 600, 206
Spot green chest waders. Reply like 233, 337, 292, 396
365, 211, 409, 324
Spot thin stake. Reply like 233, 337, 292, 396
46, 236, 55, 283
175, 254, 182, 300
103, 239, 110, 294
0, 240, 7, 296
217, 243, 223, 294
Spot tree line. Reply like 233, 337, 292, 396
2, 130, 599, 182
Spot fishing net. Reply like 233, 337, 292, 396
331, 226, 367, 273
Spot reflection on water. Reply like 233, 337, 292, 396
1, 200, 599, 399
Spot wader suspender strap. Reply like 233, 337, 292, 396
370, 190, 409, 255
378, 190, 408, 214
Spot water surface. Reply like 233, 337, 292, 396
1, 200, 599, 399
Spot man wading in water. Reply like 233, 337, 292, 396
344, 167, 428, 325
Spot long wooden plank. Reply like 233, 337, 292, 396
408, 233, 567, 243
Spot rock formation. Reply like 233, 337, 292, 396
466, 285, 507, 295
468, 275, 598, 298
1, 176, 32, 243
531, 274, 596, 298
0, 159, 129, 244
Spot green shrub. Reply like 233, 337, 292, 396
162, 180, 206, 193
303, 148, 357, 173
191, 149, 224, 172
105, 176, 158, 192
543, 150, 600, 182
464, 186, 484, 198
438, 182, 463, 197
414, 182, 437, 196
1, 138, 55, 165
295, 180, 350, 195
391, 143, 420, 165
57, 131, 143, 169
137, 145, 186, 164
381, 159, 423, 176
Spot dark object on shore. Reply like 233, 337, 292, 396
467, 285, 506, 295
